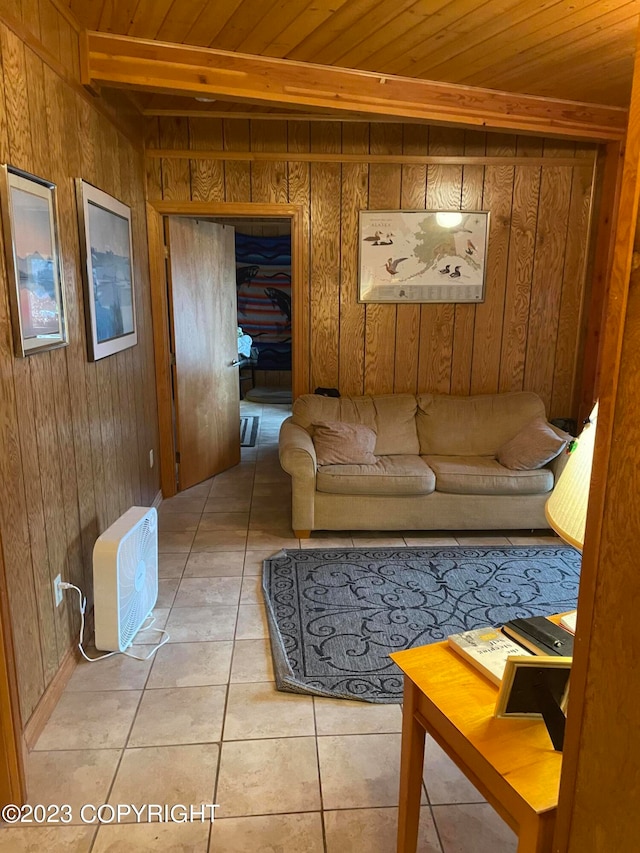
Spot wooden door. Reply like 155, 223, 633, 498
167, 218, 240, 491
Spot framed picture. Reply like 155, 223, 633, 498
0, 165, 68, 356
495, 655, 572, 751
358, 209, 489, 303
76, 180, 137, 361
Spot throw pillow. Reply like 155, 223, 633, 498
497, 417, 568, 470
312, 421, 377, 466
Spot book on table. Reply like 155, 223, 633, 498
447, 627, 533, 686
560, 610, 577, 634
501, 616, 574, 657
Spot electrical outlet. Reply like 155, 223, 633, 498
149, 449, 154, 469
53, 574, 63, 607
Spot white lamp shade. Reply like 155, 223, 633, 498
545, 404, 598, 551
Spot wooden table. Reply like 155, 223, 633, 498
391, 642, 562, 853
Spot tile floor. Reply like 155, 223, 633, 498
0, 400, 560, 852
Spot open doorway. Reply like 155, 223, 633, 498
210, 217, 292, 405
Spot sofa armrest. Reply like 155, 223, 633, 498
279, 418, 317, 477
279, 418, 317, 534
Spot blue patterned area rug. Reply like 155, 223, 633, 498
262, 546, 581, 703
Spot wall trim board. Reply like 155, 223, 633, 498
146, 150, 596, 168
83, 32, 627, 142
0, 11, 142, 148
22, 646, 77, 753
146, 200, 304, 499
48, 0, 82, 33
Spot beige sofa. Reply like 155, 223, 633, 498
278, 391, 569, 536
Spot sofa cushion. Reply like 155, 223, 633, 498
312, 421, 377, 466
497, 417, 568, 470
416, 392, 547, 456
316, 455, 436, 496
292, 394, 419, 455
424, 455, 554, 495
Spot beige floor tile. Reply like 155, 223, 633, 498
349, 535, 406, 547
314, 697, 402, 735
324, 806, 442, 853
35, 691, 141, 751
199, 512, 250, 531
240, 575, 263, 605
251, 482, 291, 498
507, 534, 561, 546
26, 749, 121, 824
0, 826, 94, 852
158, 553, 188, 578
166, 606, 237, 643
131, 609, 169, 646
205, 496, 252, 513
157, 577, 180, 609
174, 577, 242, 607
223, 682, 314, 740
431, 803, 517, 852
184, 551, 245, 577
108, 744, 218, 821
128, 685, 226, 747
157, 511, 202, 532
230, 639, 274, 682
235, 605, 269, 640
180, 479, 214, 497
65, 652, 152, 692
403, 536, 458, 547
249, 508, 292, 529
93, 821, 210, 852
210, 813, 323, 853
298, 536, 354, 549
455, 536, 512, 546
216, 737, 320, 817
208, 481, 254, 499
191, 530, 248, 552
317, 733, 402, 809
423, 736, 486, 805
242, 551, 268, 575
148, 641, 233, 688
160, 497, 207, 514
158, 530, 196, 553
246, 530, 298, 550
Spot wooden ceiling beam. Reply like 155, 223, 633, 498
82, 31, 628, 141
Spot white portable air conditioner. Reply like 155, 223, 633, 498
93, 506, 158, 652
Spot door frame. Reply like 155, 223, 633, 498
146, 201, 305, 498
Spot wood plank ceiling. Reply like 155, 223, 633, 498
67, 0, 639, 110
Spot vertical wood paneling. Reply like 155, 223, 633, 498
339, 123, 368, 396
159, 119, 595, 420
395, 124, 426, 394
159, 117, 190, 201
524, 155, 573, 412
144, 116, 163, 201
551, 163, 594, 418
451, 131, 485, 395
0, 20, 159, 723
287, 121, 311, 396
498, 138, 543, 393
471, 134, 517, 394
309, 123, 341, 390
189, 117, 225, 202
250, 120, 288, 204
418, 127, 464, 394
365, 123, 402, 395
223, 119, 251, 202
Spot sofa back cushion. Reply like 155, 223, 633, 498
312, 421, 377, 466
416, 392, 547, 456
291, 394, 419, 455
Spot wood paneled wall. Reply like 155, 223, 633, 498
146, 117, 596, 420
0, 7, 159, 724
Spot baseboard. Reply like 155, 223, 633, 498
151, 490, 163, 509
23, 646, 78, 752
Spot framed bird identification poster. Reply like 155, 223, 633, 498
358, 209, 489, 303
